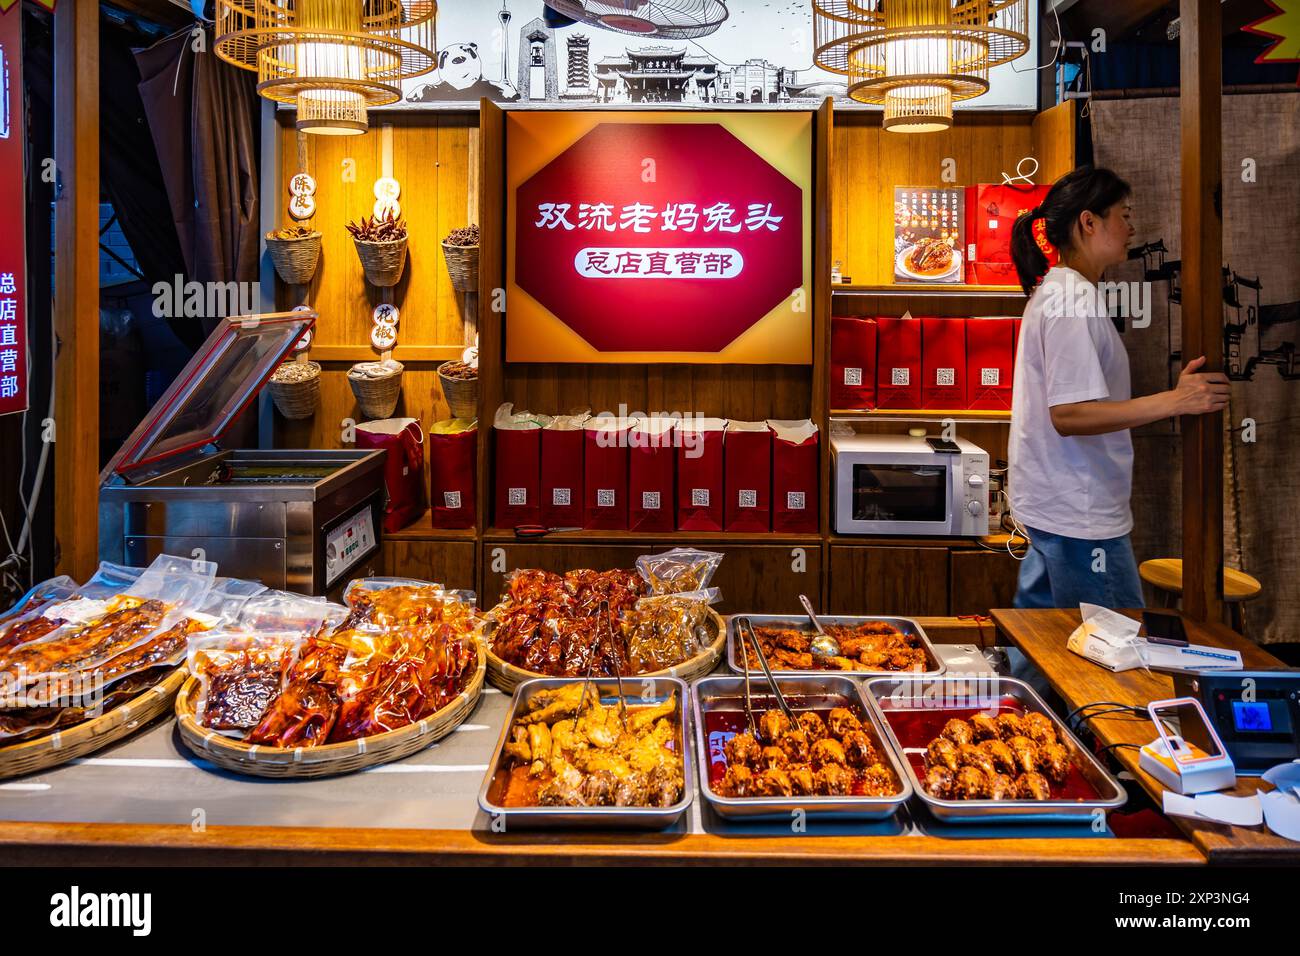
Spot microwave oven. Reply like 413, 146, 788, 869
832, 434, 990, 536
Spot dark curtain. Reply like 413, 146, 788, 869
134, 25, 260, 330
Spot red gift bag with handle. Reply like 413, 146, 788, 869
428, 419, 476, 529
356, 418, 425, 533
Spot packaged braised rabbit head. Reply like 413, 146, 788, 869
635, 548, 724, 595
621, 588, 720, 673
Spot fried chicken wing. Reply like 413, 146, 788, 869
859, 763, 897, 797
1039, 741, 1071, 784
926, 736, 960, 772
970, 713, 1000, 741
979, 738, 1018, 776
1015, 771, 1052, 801
1022, 712, 1058, 748
1007, 735, 1040, 775
995, 713, 1026, 741
957, 742, 997, 777
925, 765, 956, 798
987, 772, 1016, 800
954, 766, 990, 799
941, 718, 975, 746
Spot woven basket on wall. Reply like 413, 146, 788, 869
441, 242, 479, 293
266, 233, 322, 285
348, 361, 404, 419
354, 236, 408, 287
482, 608, 726, 694
267, 361, 321, 419
0, 667, 186, 780
437, 362, 478, 419
173, 642, 486, 778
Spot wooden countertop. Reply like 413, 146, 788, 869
993, 608, 1300, 864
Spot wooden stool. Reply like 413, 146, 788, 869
1139, 558, 1263, 635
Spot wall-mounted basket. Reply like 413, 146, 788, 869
266, 232, 322, 285
354, 236, 408, 287
348, 360, 404, 419
441, 241, 479, 293
267, 360, 321, 419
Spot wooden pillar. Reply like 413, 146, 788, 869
53, 0, 100, 580
1179, 0, 1225, 623
476, 99, 505, 536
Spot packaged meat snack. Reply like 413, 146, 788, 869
967, 317, 1016, 410
428, 418, 477, 529
921, 317, 967, 410
356, 417, 425, 533
635, 548, 723, 594
540, 412, 588, 528
676, 417, 725, 532
831, 316, 878, 410
493, 403, 550, 528
628, 417, 676, 532
876, 314, 923, 409
768, 419, 819, 533
583, 415, 634, 530
0, 576, 77, 652
724, 420, 772, 532
965, 182, 1054, 285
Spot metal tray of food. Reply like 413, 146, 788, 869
478, 676, 692, 829
863, 675, 1128, 824
692, 674, 913, 821
726, 614, 945, 678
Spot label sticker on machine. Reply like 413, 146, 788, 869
325, 507, 377, 587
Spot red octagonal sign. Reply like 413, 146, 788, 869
515, 123, 804, 353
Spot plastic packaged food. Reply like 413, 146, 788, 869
635, 548, 723, 595
622, 589, 720, 673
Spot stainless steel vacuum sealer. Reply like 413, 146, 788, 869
98, 311, 386, 598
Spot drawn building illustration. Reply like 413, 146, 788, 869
518, 18, 560, 103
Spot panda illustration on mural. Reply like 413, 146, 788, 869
406, 42, 519, 103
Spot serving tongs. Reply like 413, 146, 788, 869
575, 599, 629, 731
736, 616, 797, 736
799, 593, 840, 660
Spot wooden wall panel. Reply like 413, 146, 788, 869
950, 549, 1021, 616
382, 539, 477, 592
827, 545, 950, 616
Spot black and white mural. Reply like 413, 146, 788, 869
396, 1, 1039, 110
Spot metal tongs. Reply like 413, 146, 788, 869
736, 616, 796, 738
800, 593, 840, 660
575, 599, 629, 731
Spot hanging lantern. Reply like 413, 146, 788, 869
813, 1, 1030, 133
214, 1, 438, 136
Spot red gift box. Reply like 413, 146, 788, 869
876, 315, 922, 409
676, 417, 725, 531
428, 422, 476, 529
540, 416, 587, 527
966, 317, 1016, 410
356, 418, 426, 533
628, 418, 676, 532
583, 417, 632, 530
494, 411, 544, 528
965, 183, 1054, 285
921, 317, 967, 410
768, 420, 818, 534
831, 316, 878, 410
724, 420, 772, 532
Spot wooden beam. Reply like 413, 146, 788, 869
53, 0, 100, 581
476, 100, 506, 536
1179, 0, 1224, 624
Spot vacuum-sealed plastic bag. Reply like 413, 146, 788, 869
635, 548, 724, 595
621, 588, 720, 673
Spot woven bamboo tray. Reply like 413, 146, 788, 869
268, 361, 321, 419
266, 233, 322, 285
0, 667, 186, 780
483, 607, 725, 694
173, 640, 486, 778
437, 362, 478, 419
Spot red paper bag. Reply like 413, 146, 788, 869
541, 414, 587, 527
676, 417, 725, 532
876, 315, 922, 409
724, 421, 771, 532
428, 421, 476, 529
965, 182, 1054, 285
628, 418, 675, 532
1012, 317, 1023, 368
921, 317, 967, 410
494, 405, 546, 528
967, 317, 1016, 410
583, 417, 632, 530
831, 316, 878, 410
356, 418, 426, 534
768, 420, 818, 534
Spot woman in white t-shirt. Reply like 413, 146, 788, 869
1007, 166, 1230, 609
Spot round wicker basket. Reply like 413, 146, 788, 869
267, 361, 321, 419
437, 362, 478, 419
441, 242, 478, 293
173, 640, 486, 778
0, 667, 186, 780
266, 233, 322, 285
354, 236, 408, 287
348, 361, 404, 419
483, 607, 725, 694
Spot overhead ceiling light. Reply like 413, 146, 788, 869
214, 1, 438, 135
813, 1, 1031, 132
542, 1, 730, 40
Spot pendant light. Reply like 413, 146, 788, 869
813, 1, 1030, 133
214, 1, 438, 136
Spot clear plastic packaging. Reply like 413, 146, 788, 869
621, 588, 720, 673
635, 548, 724, 595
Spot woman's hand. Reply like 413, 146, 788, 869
1168, 356, 1232, 416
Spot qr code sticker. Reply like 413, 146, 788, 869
443, 491, 462, 510
642, 491, 661, 510
936, 368, 955, 386
891, 367, 910, 386
738, 489, 757, 509
787, 491, 806, 510
552, 488, 571, 506
844, 367, 862, 386
981, 368, 1000, 387
691, 488, 710, 507
508, 487, 527, 506
597, 488, 615, 507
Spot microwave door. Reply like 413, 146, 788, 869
849, 460, 952, 534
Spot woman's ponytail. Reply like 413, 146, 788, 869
1010, 166, 1132, 296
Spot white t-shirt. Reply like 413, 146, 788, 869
1009, 266, 1134, 539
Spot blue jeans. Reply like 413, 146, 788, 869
1013, 525, 1145, 610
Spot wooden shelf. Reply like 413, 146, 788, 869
482, 527, 822, 545
385, 510, 478, 541
829, 533, 1019, 549
830, 408, 1011, 423
832, 284, 1025, 298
